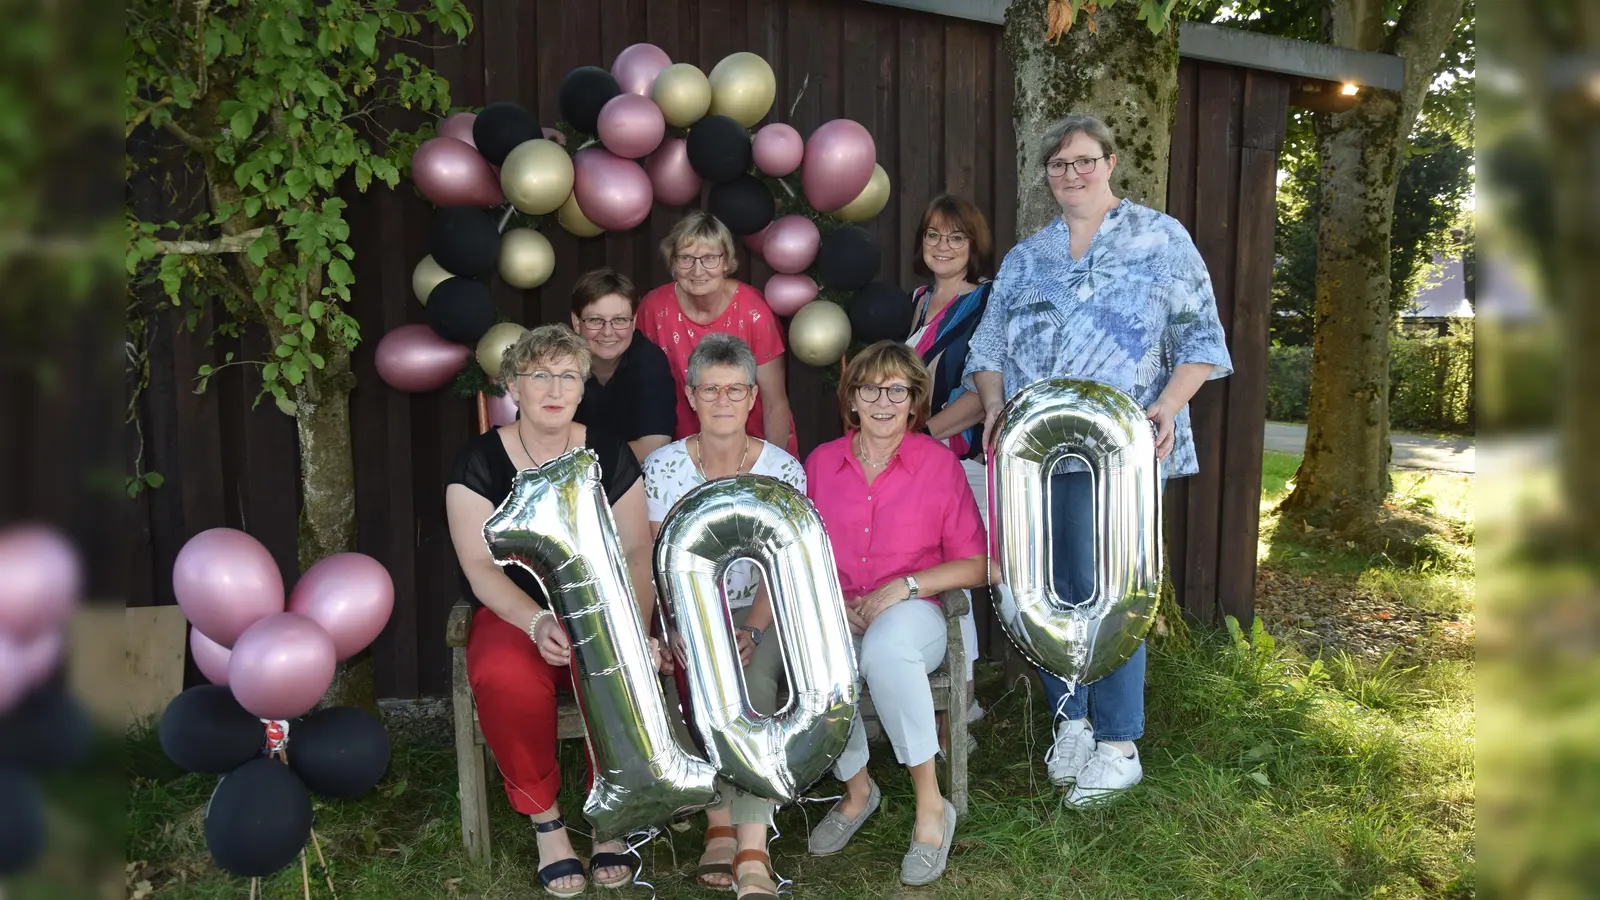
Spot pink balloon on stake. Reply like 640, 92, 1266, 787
761, 215, 821, 274
801, 119, 877, 212
611, 42, 674, 97
437, 112, 478, 148
172, 528, 285, 649
573, 148, 655, 231
598, 93, 667, 159
228, 613, 337, 721
764, 273, 820, 316
412, 137, 504, 207
287, 553, 395, 661
375, 324, 469, 393
189, 627, 232, 686
645, 137, 702, 206
0, 523, 81, 640
486, 390, 519, 426
752, 123, 805, 177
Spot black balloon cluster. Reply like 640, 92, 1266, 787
0, 683, 93, 876
159, 686, 392, 878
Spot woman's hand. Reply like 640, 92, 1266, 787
734, 629, 756, 666
648, 636, 672, 673
857, 579, 911, 627
844, 603, 869, 637
534, 613, 571, 666
1145, 397, 1178, 461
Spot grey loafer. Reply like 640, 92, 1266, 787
807, 779, 880, 856
899, 799, 957, 885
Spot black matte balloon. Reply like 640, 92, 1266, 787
287, 706, 392, 800
428, 277, 496, 345
848, 281, 914, 344
817, 225, 881, 291
707, 174, 776, 236
686, 115, 753, 183
559, 66, 621, 135
429, 206, 500, 278
0, 683, 93, 772
158, 685, 264, 775
0, 768, 44, 876
204, 757, 313, 878
472, 101, 540, 165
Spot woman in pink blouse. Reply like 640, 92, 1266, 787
635, 211, 798, 456
802, 341, 986, 886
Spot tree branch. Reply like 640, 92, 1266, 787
152, 227, 268, 255
161, 118, 212, 156
1390, 0, 1469, 126
126, 97, 174, 138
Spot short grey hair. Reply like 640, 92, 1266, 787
499, 324, 591, 383
686, 333, 757, 387
1037, 114, 1118, 168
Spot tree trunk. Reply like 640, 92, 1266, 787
1005, 0, 1179, 236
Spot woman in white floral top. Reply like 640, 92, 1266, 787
641, 332, 804, 899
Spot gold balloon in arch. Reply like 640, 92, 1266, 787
652, 63, 713, 129
498, 228, 556, 289
557, 191, 605, 238
411, 254, 453, 305
707, 52, 776, 128
500, 139, 575, 215
475, 321, 530, 379
787, 300, 852, 367
832, 163, 892, 223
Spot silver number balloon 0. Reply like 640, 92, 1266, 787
988, 378, 1164, 687
654, 474, 857, 803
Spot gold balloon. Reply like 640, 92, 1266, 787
652, 63, 712, 129
500, 139, 574, 215
557, 191, 605, 238
788, 300, 852, 367
476, 322, 529, 379
498, 228, 555, 289
411, 254, 453, 305
833, 163, 892, 223
708, 52, 776, 128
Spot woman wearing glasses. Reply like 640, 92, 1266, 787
636, 211, 798, 456
802, 342, 986, 886
640, 334, 804, 899
444, 325, 655, 896
964, 114, 1232, 807
568, 267, 676, 463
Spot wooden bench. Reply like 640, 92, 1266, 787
447, 592, 970, 862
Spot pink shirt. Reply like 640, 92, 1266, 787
804, 432, 987, 603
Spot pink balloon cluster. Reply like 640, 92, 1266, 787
0, 524, 81, 712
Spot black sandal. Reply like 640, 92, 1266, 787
589, 845, 634, 890
534, 817, 587, 898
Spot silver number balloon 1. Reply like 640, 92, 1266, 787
654, 475, 857, 803
988, 378, 1164, 687
483, 449, 718, 840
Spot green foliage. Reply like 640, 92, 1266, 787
1266, 344, 1313, 421
1268, 325, 1476, 433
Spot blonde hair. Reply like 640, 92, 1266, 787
660, 210, 740, 276
838, 341, 932, 432
499, 324, 591, 384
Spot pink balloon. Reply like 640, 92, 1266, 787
753, 123, 805, 177
598, 93, 667, 159
802, 120, 877, 212
412, 137, 504, 207
190, 626, 232, 686
438, 112, 478, 148
173, 528, 285, 649
761, 215, 821, 274
0, 523, 80, 640
764, 274, 820, 316
375, 324, 469, 393
743, 224, 770, 256
611, 43, 674, 97
287, 553, 395, 661
645, 137, 702, 206
573, 148, 655, 231
486, 390, 519, 426
0, 633, 36, 713
228, 613, 337, 720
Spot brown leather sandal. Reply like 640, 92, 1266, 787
733, 848, 780, 900
695, 825, 738, 890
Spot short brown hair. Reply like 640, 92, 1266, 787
660, 210, 739, 276
569, 267, 638, 317
838, 341, 932, 432
911, 194, 995, 284
499, 324, 592, 383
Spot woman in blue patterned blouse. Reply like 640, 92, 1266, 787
964, 114, 1233, 807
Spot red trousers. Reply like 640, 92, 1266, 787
465, 607, 589, 815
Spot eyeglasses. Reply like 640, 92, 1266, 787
674, 253, 725, 271
856, 383, 910, 404
514, 370, 583, 391
1046, 156, 1107, 177
579, 315, 634, 332
922, 230, 969, 250
693, 383, 752, 402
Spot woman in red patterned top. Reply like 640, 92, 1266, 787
635, 211, 797, 456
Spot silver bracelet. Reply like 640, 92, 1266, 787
527, 608, 556, 642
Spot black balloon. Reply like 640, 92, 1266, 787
0, 683, 92, 772
288, 706, 392, 800
707, 174, 776, 236
159, 685, 264, 775
848, 281, 914, 344
428, 277, 497, 345
817, 226, 881, 291
559, 66, 621, 135
686, 115, 753, 183
472, 101, 539, 166
205, 757, 314, 878
430, 206, 500, 278
0, 767, 44, 876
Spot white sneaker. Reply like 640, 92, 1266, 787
1064, 742, 1143, 808
1045, 719, 1095, 786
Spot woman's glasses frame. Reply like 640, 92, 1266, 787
673, 253, 726, 271
855, 383, 910, 404
514, 370, 584, 392
1046, 156, 1108, 178
579, 314, 635, 333
922, 229, 969, 250
692, 382, 753, 403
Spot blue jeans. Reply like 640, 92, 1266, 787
1038, 471, 1147, 742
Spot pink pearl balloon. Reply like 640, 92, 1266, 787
486, 390, 519, 426
761, 215, 821, 274
173, 528, 285, 649
752, 123, 804, 177
438, 112, 478, 148
764, 274, 820, 316
573, 148, 655, 231
801, 119, 877, 212
228, 613, 337, 721
412, 137, 504, 207
597, 93, 666, 159
0, 524, 80, 640
190, 626, 232, 686
742, 223, 769, 255
287, 553, 395, 661
645, 137, 702, 206
374, 324, 469, 393
611, 43, 673, 97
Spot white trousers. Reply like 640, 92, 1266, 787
835, 599, 948, 779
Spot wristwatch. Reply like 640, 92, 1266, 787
903, 575, 920, 600
743, 625, 764, 646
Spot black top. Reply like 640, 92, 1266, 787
448, 426, 642, 609
573, 335, 677, 444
